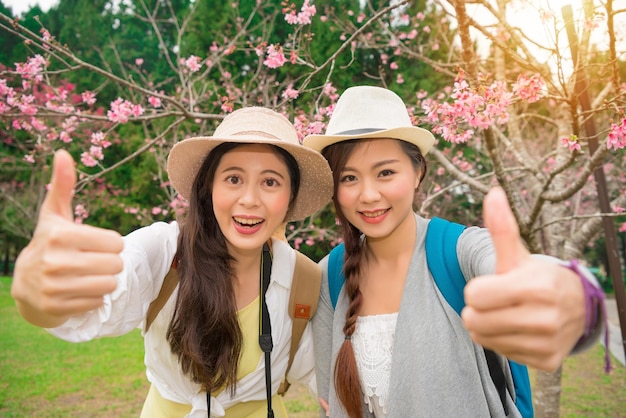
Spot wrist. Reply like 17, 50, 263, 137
561, 259, 610, 372
566, 260, 604, 334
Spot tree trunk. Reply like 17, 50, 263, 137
533, 368, 563, 418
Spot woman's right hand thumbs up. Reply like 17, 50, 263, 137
11, 150, 124, 328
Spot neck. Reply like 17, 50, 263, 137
364, 212, 417, 263
230, 245, 266, 308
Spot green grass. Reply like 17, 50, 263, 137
0, 276, 149, 417
560, 343, 626, 417
1, 275, 624, 417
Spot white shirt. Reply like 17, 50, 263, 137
48, 221, 316, 417
353, 313, 397, 417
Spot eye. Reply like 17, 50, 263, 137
379, 169, 395, 177
339, 174, 357, 183
226, 175, 241, 185
264, 177, 280, 187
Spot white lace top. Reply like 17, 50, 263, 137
352, 312, 398, 417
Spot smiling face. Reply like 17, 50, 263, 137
211, 144, 292, 253
336, 138, 422, 241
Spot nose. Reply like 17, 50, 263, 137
239, 183, 260, 207
358, 178, 381, 204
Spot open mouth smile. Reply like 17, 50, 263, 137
360, 209, 389, 218
233, 216, 264, 227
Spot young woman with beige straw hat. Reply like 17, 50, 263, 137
11, 107, 334, 417
304, 86, 607, 418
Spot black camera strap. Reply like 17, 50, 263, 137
206, 243, 274, 418
259, 243, 275, 418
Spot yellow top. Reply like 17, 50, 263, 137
140, 295, 287, 417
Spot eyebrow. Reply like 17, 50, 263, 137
220, 166, 286, 179
343, 159, 400, 172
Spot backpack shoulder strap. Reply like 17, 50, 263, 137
510, 361, 533, 418
278, 250, 322, 395
425, 217, 533, 417
145, 259, 179, 333
425, 217, 466, 315
328, 243, 346, 309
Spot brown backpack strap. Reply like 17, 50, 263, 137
144, 259, 180, 333
278, 250, 321, 395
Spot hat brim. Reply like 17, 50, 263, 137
167, 136, 333, 222
304, 126, 435, 155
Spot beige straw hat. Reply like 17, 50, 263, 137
304, 86, 435, 154
167, 107, 333, 221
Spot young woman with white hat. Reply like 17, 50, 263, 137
304, 86, 606, 418
11, 107, 334, 417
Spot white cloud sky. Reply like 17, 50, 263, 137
4, 0, 59, 16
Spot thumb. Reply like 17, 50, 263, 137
40, 149, 77, 221
483, 187, 528, 274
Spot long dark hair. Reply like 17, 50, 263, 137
166, 142, 300, 395
322, 138, 427, 418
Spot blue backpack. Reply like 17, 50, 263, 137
327, 217, 534, 418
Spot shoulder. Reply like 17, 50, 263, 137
457, 225, 495, 277
124, 220, 179, 242
269, 238, 298, 289
122, 221, 179, 265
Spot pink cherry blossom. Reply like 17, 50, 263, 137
15, 55, 47, 82
91, 131, 111, 148
282, 85, 299, 100
30, 117, 46, 131
263, 45, 287, 69
107, 98, 145, 123
74, 204, 89, 223
40, 29, 52, 42
0, 79, 13, 96
561, 136, 582, 152
297, 0, 317, 24
221, 100, 233, 113
81, 91, 97, 105
284, 11, 298, 25
80, 152, 97, 167
607, 119, 626, 150
135, 58, 144, 66
323, 83, 339, 101
255, 43, 266, 57
422, 72, 511, 143
149, 95, 162, 108
512, 74, 545, 103
183, 55, 202, 73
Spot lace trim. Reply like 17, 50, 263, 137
353, 312, 397, 416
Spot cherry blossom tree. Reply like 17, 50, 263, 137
1, 0, 625, 415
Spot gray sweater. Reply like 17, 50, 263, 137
313, 215, 521, 418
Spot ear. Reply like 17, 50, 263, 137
414, 168, 422, 190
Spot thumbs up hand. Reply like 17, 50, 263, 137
11, 150, 124, 328
462, 187, 586, 371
